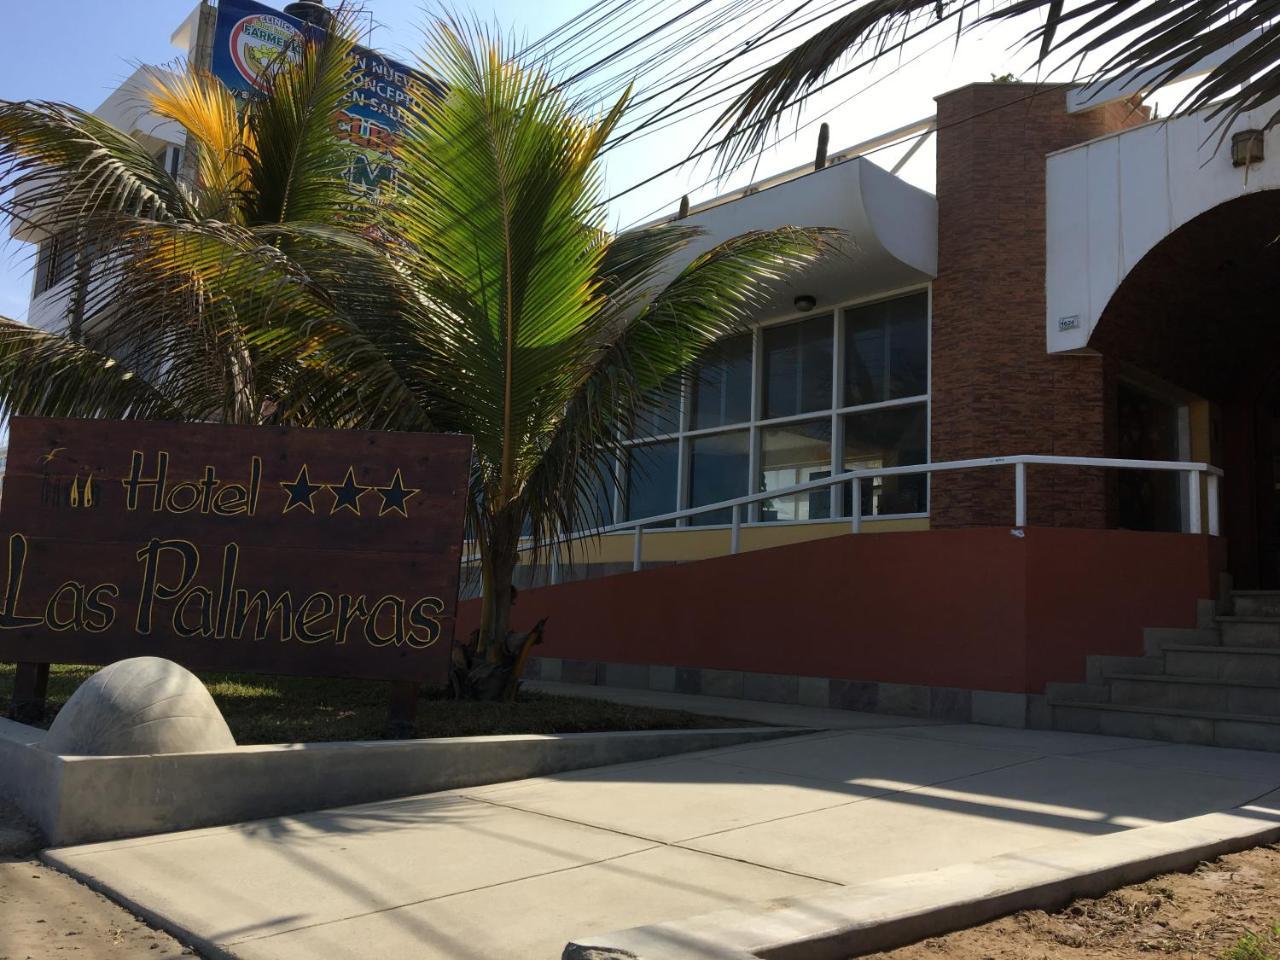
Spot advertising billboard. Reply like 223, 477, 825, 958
210, 0, 437, 201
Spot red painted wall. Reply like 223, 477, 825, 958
458, 528, 1223, 693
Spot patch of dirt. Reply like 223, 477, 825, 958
863, 844, 1280, 960
0, 858, 197, 959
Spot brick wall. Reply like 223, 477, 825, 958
930, 84, 1148, 527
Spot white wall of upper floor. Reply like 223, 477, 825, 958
1046, 96, 1280, 354
9, 66, 185, 248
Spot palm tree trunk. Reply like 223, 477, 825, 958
476, 506, 521, 661
477, 547, 515, 661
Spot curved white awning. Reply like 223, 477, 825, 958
644, 156, 937, 321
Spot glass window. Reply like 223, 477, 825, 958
614, 291, 929, 528
760, 419, 832, 522
844, 292, 928, 406
689, 431, 749, 526
625, 440, 679, 523
762, 315, 833, 419
35, 230, 76, 295
628, 378, 682, 439
842, 403, 928, 516
691, 333, 752, 429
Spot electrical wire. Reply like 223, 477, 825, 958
613, 77, 1080, 228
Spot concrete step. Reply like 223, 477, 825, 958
1143, 626, 1221, 655
1163, 644, 1280, 682
1050, 700, 1280, 751
1232, 591, 1280, 618
1216, 617, 1280, 648
1085, 654, 1164, 684
1104, 673, 1280, 718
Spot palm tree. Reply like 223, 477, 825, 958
712, 2, 1278, 170
0, 15, 385, 426
0, 17, 833, 693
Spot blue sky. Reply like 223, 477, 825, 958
0, 0, 1105, 323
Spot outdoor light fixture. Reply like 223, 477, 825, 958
1232, 129, 1265, 167
794, 294, 817, 312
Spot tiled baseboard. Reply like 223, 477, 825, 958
524, 656, 1050, 729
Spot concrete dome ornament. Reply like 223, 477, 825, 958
40, 657, 235, 756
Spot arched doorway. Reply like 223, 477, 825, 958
1091, 190, 1280, 585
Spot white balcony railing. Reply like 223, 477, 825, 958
475, 455, 1223, 583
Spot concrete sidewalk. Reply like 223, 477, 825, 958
45, 720, 1280, 960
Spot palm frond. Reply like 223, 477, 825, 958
396, 19, 631, 505
143, 64, 251, 220
712, 1, 1280, 168
520, 224, 836, 554
0, 317, 183, 421
244, 12, 366, 225
0, 99, 193, 234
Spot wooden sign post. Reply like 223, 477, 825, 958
0, 417, 471, 736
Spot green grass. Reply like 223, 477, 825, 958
1224, 923, 1280, 960
0, 663, 749, 744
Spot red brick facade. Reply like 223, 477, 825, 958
929, 84, 1148, 528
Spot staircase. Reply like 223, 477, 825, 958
1047, 590, 1280, 751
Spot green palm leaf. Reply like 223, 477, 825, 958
712, 1, 1280, 168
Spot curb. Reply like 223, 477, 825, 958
564, 788, 1280, 960
7, 724, 807, 847
38, 851, 243, 960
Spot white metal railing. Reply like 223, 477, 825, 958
465, 454, 1224, 580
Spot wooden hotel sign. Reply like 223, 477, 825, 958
0, 418, 471, 684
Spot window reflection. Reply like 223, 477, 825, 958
625, 440, 679, 524
628, 378, 682, 439
763, 315, 833, 418
691, 334, 752, 429
845, 292, 927, 406
842, 404, 928, 516
689, 431, 749, 525
760, 420, 832, 521
573, 454, 618, 531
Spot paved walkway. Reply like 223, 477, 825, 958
43, 709, 1280, 960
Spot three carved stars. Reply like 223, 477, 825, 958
279, 465, 419, 517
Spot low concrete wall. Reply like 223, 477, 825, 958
0, 718, 59, 833
0, 725, 796, 847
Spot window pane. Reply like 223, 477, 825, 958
625, 440, 679, 522
842, 403, 927, 516
628, 378, 682, 439
689, 430, 748, 526
691, 334, 752, 429
763, 315, 833, 418
888, 294, 928, 399
573, 454, 617, 531
760, 419, 832, 522
52, 230, 76, 288
844, 292, 928, 406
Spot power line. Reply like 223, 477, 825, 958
613, 78, 1080, 228
594, 8, 966, 209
